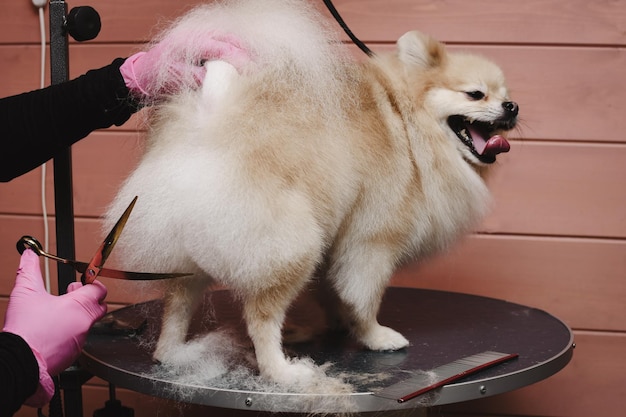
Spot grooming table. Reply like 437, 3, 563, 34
80, 288, 573, 413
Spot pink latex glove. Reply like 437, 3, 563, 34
2, 250, 108, 407
120, 32, 249, 101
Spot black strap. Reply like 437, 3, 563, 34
323, 0, 374, 56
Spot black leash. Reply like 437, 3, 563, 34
323, 0, 374, 56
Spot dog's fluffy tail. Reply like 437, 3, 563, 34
139, 0, 354, 111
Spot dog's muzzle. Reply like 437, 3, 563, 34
448, 101, 519, 164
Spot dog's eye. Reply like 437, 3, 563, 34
465, 91, 485, 100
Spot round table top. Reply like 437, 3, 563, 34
80, 287, 573, 414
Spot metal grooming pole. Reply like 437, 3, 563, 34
49, 0, 75, 295
48, 2, 101, 416
49, 1, 100, 292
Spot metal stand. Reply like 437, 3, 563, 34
47, 2, 102, 416
50, 0, 101, 293
49, 0, 76, 295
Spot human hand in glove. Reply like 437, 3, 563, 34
120, 31, 249, 101
2, 249, 107, 407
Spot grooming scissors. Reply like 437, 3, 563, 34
16, 196, 191, 284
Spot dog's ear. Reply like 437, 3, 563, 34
397, 31, 446, 69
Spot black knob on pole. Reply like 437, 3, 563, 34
65, 6, 101, 42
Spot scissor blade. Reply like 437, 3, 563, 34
81, 196, 137, 284
106, 270, 193, 280
17, 235, 191, 282
101, 196, 137, 263
72, 261, 192, 280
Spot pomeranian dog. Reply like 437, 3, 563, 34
104, 0, 518, 386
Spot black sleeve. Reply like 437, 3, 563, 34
0, 332, 39, 417
0, 58, 140, 182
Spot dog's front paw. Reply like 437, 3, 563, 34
359, 324, 409, 351
262, 357, 318, 386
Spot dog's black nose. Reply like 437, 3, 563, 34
502, 101, 519, 118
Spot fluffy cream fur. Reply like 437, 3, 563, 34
104, 0, 517, 389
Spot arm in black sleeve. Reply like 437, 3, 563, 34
0, 332, 39, 417
0, 58, 140, 182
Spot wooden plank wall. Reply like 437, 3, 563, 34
1, 1, 624, 416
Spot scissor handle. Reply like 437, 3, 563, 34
17, 235, 45, 256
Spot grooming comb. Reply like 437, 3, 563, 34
374, 351, 519, 403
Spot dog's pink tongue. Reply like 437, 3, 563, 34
468, 126, 510, 156
483, 135, 510, 156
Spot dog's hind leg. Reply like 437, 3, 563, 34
241, 264, 318, 385
153, 275, 212, 364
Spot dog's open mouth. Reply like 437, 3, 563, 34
447, 116, 511, 164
